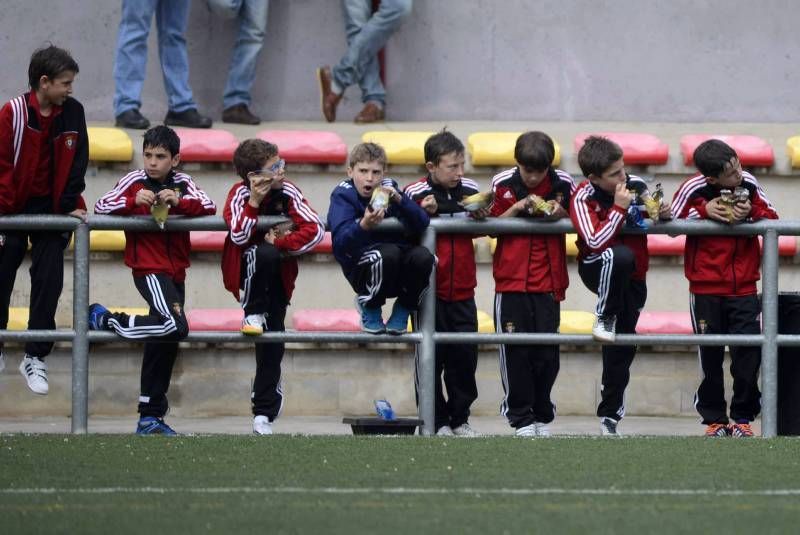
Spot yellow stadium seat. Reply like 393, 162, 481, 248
7, 308, 29, 330
488, 234, 578, 256
467, 132, 561, 167
560, 310, 595, 334
787, 136, 800, 168
477, 310, 495, 333
69, 231, 126, 251
360, 131, 434, 165
88, 127, 134, 162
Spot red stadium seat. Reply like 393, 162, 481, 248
312, 232, 333, 254
186, 308, 242, 331
680, 135, 774, 167
257, 130, 348, 164
647, 235, 795, 256
292, 309, 361, 331
189, 231, 333, 254
174, 128, 239, 162
574, 132, 669, 165
636, 311, 693, 334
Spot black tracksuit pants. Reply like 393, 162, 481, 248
691, 293, 761, 424
414, 298, 479, 431
240, 243, 288, 420
578, 244, 647, 421
347, 243, 434, 310
495, 292, 560, 428
104, 273, 189, 418
0, 229, 70, 359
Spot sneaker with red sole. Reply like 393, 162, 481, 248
729, 422, 754, 437
704, 423, 730, 437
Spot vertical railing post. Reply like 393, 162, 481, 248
71, 221, 90, 434
761, 229, 779, 438
418, 226, 437, 436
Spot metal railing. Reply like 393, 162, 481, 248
1, 214, 798, 437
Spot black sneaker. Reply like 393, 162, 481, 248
164, 108, 212, 128
115, 109, 150, 129
222, 104, 261, 125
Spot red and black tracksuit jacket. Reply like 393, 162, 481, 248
0, 92, 87, 214
94, 170, 217, 282
403, 175, 480, 302
671, 171, 778, 296
490, 167, 575, 301
570, 175, 651, 281
221, 179, 325, 301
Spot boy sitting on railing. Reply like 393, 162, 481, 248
89, 125, 216, 435
328, 142, 433, 335
221, 138, 325, 435
672, 139, 778, 438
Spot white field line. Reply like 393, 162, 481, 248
2, 487, 800, 497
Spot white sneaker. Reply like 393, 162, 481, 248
592, 314, 617, 343
515, 423, 537, 437
534, 422, 551, 437
241, 313, 266, 336
436, 425, 454, 436
452, 423, 482, 437
600, 417, 621, 436
19, 355, 48, 395
253, 415, 273, 435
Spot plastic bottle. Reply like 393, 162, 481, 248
374, 399, 397, 421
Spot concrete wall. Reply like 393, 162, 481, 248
1, 1, 798, 123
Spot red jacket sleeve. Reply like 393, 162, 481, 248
273, 182, 325, 255
94, 171, 148, 215
172, 173, 216, 216
0, 103, 15, 214
570, 186, 626, 253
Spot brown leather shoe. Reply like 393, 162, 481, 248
354, 102, 385, 124
222, 104, 261, 125
317, 66, 342, 122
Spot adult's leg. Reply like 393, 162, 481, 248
155, 0, 197, 113
113, 0, 157, 116
221, 0, 269, 108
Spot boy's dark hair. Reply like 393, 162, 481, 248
143, 125, 181, 158
693, 139, 739, 178
28, 44, 79, 90
349, 142, 387, 168
233, 138, 278, 180
577, 136, 624, 178
424, 128, 464, 166
514, 131, 555, 172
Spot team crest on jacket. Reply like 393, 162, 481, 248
505, 321, 515, 333
65, 137, 74, 149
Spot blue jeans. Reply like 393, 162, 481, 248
113, 0, 197, 116
333, 0, 412, 105
206, 0, 269, 109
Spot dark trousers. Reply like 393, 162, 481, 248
114, 273, 189, 418
578, 245, 647, 421
240, 243, 289, 419
413, 298, 479, 431
691, 293, 762, 424
495, 292, 560, 428
347, 243, 434, 310
0, 230, 70, 359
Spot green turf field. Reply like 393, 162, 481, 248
2, 435, 800, 534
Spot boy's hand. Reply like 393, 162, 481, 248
68, 208, 87, 222
731, 199, 752, 222
135, 189, 156, 207
613, 183, 632, 210
264, 228, 277, 245
705, 198, 732, 223
658, 200, 673, 221
387, 187, 402, 204
469, 205, 491, 220
421, 194, 438, 214
157, 189, 179, 207
544, 201, 567, 220
360, 206, 385, 230
249, 177, 270, 207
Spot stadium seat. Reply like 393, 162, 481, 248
190, 231, 226, 252
467, 132, 562, 167
680, 134, 774, 167
560, 310, 594, 334
477, 310, 494, 333
787, 136, 800, 168
87, 127, 134, 162
574, 132, 668, 165
7, 308, 28, 330
360, 131, 434, 165
175, 128, 239, 163
68, 230, 127, 251
257, 130, 347, 165
488, 234, 579, 256
292, 309, 361, 331
636, 311, 693, 334
186, 308, 243, 331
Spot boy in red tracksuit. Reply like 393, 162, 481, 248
404, 130, 489, 437
221, 139, 325, 435
672, 139, 778, 438
90, 125, 217, 435
490, 131, 575, 438
0, 45, 88, 395
571, 136, 671, 436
